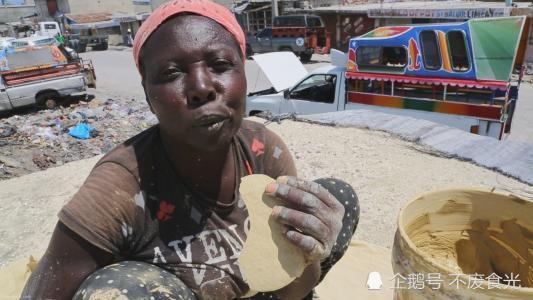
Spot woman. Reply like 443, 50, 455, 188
21, 1, 359, 299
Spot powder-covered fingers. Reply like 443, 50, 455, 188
265, 176, 345, 263
277, 176, 341, 210
271, 205, 329, 244
266, 182, 325, 213
285, 228, 327, 262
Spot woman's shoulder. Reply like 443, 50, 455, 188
94, 126, 160, 180
238, 119, 296, 177
239, 119, 266, 132
239, 119, 281, 142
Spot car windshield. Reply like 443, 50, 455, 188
0, 41, 12, 49
32, 38, 56, 46
12, 41, 29, 48
274, 16, 305, 27
257, 28, 272, 38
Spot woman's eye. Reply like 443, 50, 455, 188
212, 59, 233, 72
162, 67, 181, 77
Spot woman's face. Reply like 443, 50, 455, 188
141, 15, 246, 152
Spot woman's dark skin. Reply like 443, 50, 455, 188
22, 15, 343, 299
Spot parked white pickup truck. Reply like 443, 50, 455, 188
246, 51, 353, 116
0, 45, 95, 112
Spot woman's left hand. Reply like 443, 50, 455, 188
265, 176, 345, 264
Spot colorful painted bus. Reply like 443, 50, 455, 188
346, 17, 526, 138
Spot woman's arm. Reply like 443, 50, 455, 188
21, 222, 114, 299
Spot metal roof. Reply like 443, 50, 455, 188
65, 13, 113, 24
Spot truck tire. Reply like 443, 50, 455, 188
97, 42, 108, 51
69, 39, 81, 53
300, 53, 312, 63
37, 93, 59, 110
71, 40, 86, 53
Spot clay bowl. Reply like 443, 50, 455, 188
392, 188, 533, 299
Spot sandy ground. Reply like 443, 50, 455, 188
1, 116, 531, 267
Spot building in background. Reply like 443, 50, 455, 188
230, 1, 340, 34
1, 0, 154, 42
0, 0, 40, 23
3, 0, 532, 67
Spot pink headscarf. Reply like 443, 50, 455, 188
132, 0, 246, 72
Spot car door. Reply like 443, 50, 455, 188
286, 74, 339, 115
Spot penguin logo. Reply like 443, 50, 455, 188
367, 271, 383, 290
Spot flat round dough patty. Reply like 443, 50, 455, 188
238, 174, 306, 297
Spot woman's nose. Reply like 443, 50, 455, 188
186, 66, 216, 107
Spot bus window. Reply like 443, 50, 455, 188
356, 46, 406, 73
447, 31, 470, 72
420, 31, 441, 70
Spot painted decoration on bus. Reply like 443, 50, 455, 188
407, 38, 421, 71
347, 48, 357, 71
347, 17, 526, 82
361, 26, 412, 39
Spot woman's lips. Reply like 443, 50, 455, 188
193, 114, 229, 127
192, 114, 230, 133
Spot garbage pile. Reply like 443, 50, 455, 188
0, 98, 158, 180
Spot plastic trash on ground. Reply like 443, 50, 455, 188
68, 123, 95, 140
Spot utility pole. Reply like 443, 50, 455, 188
271, 0, 278, 25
